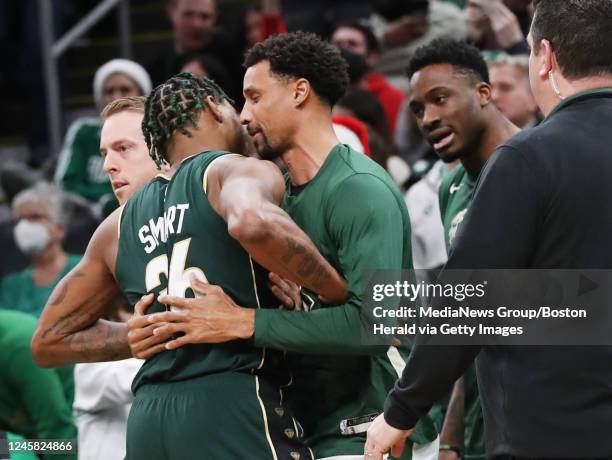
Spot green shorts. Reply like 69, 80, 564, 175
126, 372, 314, 460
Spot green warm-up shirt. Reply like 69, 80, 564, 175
254, 144, 438, 458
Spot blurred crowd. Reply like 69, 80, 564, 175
0, 1, 539, 459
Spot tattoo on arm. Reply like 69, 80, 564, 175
68, 321, 130, 361
282, 236, 326, 289
48, 271, 85, 306
281, 236, 307, 264
41, 270, 115, 340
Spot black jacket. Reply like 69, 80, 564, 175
385, 88, 612, 457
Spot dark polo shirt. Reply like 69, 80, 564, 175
385, 88, 612, 458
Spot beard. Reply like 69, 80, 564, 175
253, 130, 283, 161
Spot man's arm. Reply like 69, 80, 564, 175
32, 209, 131, 367
384, 144, 542, 430
148, 173, 405, 355
249, 173, 408, 355
207, 155, 346, 304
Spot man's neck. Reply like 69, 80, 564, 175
282, 116, 340, 186
543, 74, 612, 116
462, 109, 520, 177
167, 133, 228, 173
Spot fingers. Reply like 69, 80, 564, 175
189, 274, 209, 296
390, 439, 406, 458
147, 310, 188, 324
128, 322, 158, 343
164, 335, 190, 350
128, 323, 170, 359
188, 275, 225, 297
152, 322, 185, 338
127, 314, 152, 332
134, 343, 167, 360
135, 293, 155, 316
271, 285, 295, 310
157, 294, 193, 309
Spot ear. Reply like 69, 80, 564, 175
293, 78, 310, 107
537, 39, 554, 81
204, 96, 224, 123
477, 82, 492, 106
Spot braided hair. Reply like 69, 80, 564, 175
142, 72, 233, 166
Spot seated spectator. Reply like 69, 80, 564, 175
334, 89, 411, 189
465, 0, 529, 54
489, 53, 540, 128
146, 0, 242, 98
0, 309, 77, 460
54, 59, 151, 216
332, 21, 405, 134
0, 183, 81, 319
369, 0, 467, 91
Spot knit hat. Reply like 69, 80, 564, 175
93, 59, 152, 107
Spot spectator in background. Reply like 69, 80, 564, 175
243, 0, 285, 48
369, 0, 467, 92
0, 309, 77, 460
465, 0, 529, 54
0, 184, 78, 423
281, 0, 371, 38
503, 0, 534, 36
489, 53, 540, 128
180, 53, 231, 86
0, 183, 80, 319
332, 21, 405, 134
146, 0, 242, 99
54, 59, 151, 218
334, 89, 411, 189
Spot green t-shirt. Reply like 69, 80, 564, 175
438, 164, 485, 460
54, 118, 116, 205
0, 310, 76, 460
0, 255, 82, 318
255, 144, 438, 458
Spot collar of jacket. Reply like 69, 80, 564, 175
546, 87, 612, 120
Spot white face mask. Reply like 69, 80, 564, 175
13, 220, 51, 256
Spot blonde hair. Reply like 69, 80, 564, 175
101, 96, 145, 119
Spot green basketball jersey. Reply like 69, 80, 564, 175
115, 176, 171, 392
438, 164, 477, 249
278, 144, 438, 458
438, 163, 485, 460
131, 151, 287, 392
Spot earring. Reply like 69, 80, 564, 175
548, 70, 565, 100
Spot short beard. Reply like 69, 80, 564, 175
255, 131, 283, 161
257, 143, 284, 161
